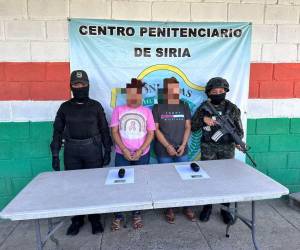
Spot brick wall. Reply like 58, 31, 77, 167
250, 63, 300, 98
247, 118, 300, 193
0, 62, 70, 100
0, 1, 300, 63
0, 122, 54, 208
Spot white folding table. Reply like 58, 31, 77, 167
147, 159, 289, 250
0, 166, 153, 250
0, 159, 289, 250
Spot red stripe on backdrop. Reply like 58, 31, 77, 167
249, 63, 300, 99
0, 62, 300, 100
0, 62, 70, 100
294, 81, 300, 98
274, 64, 300, 80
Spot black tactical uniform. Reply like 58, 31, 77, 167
191, 77, 244, 224
50, 70, 112, 235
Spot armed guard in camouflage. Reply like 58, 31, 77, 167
191, 77, 244, 224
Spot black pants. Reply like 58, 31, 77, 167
202, 203, 230, 212
71, 214, 100, 224
64, 140, 103, 170
64, 141, 103, 224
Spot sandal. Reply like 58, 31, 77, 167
132, 214, 143, 229
183, 207, 196, 222
165, 208, 175, 224
111, 217, 123, 231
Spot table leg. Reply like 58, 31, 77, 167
35, 220, 43, 250
47, 218, 60, 249
251, 201, 259, 250
223, 201, 259, 250
34, 218, 65, 250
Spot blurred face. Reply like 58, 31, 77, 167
126, 87, 142, 107
165, 83, 180, 104
209, 87, 225, 95
71, 82, 88, 88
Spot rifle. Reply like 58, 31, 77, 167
203, 99, 257, 167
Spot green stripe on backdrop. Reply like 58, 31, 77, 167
246, 118, 300, 193
0, 122, 64, 210
1, 119, 300, 210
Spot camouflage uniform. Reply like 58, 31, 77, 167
191, 77, 244, 223
191, 98, 244, 222
200, 142, 235, 160
191, 99, 244, 160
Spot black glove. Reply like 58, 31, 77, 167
52, 156, 60, 171
103, 151, 111, 166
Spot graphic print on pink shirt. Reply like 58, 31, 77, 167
119, 111, 146, 139
110, 105, 155, 155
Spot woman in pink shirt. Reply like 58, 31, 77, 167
110, 78, 155, 231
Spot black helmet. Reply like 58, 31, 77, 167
205, 77, 229, 94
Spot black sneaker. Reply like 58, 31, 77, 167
91, 221, 104, 234
199, 206, 212, 222
66, 221, 84, 236
220, 209, 234, 225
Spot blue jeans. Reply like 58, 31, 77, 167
114, 152, 150, 219
157, 154, 189, 164
115, 152, 150, 166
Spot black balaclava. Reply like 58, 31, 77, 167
71, 84, 89, 101
208, 92, 226, 105
70, 70, 90, 102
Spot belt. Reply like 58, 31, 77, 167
65, 137, 95, 145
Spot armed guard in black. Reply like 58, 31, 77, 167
50, 70, 112, 235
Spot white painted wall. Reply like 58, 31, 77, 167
0, 0, 299, 62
